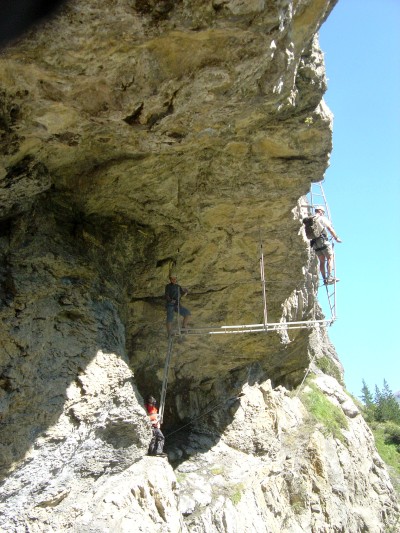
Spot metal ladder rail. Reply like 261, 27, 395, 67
159, 336, 174, 424
331, 250, 337, 318
308, 182, 331, 220
316, 182, 332, 221
318, 182, 337, 319
323, 246, 337, 319
260, 240, 268, 327
324, 283, 336, 320
170, 318, 334, 336
307, 181, 338, 321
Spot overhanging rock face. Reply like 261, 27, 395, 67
0, 1, 399, 531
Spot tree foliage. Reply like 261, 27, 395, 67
360, 380, 400, 446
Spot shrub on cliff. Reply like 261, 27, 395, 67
301, 382, 348, 442
384, 422, 400, 451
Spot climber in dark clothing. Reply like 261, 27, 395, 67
144, 395, 166, 457
164, 274, 190, 335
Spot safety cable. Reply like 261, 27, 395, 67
294, 345, 319, 398
164, 393, 244, 438
157, 181, 337, 433
159, 335, 174, 423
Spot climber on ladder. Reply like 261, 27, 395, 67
303, 205, 342, 285
165, 273, 191, 336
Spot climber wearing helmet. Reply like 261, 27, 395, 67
312, 206, 342, 284
144, 395, 167, 457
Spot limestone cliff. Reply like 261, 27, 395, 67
0, 1, 398, 531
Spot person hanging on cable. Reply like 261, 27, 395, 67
165, 272, 191, 335
145, 395, 167, 457
303, 206, 342, 284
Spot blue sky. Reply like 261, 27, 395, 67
318, 0, 400, 398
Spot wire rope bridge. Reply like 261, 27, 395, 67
159, 182, 339, 422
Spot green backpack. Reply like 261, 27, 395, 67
303, 216, 322, 240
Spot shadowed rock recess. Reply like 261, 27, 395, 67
0, 1, 398, 531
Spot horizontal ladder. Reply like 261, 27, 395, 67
172, 318, 334, 336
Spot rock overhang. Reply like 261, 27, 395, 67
0, 0, 341, 469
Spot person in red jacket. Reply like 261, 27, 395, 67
144, 395, 166, 457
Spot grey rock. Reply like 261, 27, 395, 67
0, 1, 398, 532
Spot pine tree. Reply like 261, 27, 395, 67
360, 380, 400, 424
374, 380, 400, 423
360, 379, 376, 422
374, 384, 383, 421
361, 379, 374, 406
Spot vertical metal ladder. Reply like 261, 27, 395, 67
159, 335, 174, 424
306, 182, 337, 321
